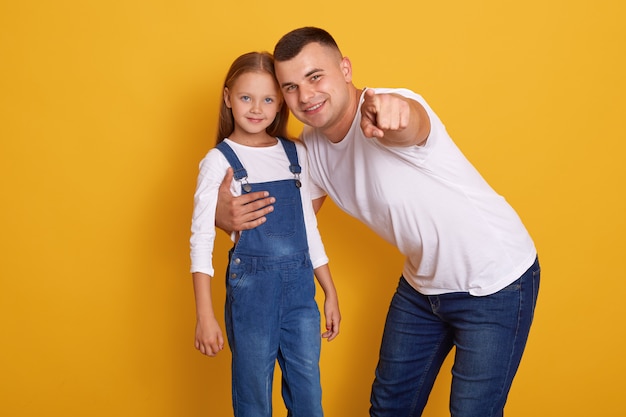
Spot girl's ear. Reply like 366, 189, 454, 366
223, 87, 231, 108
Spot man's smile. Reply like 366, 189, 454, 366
303, 101, 324, 113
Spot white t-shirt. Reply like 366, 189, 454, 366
302, 88, 536, 296
190, 138, 328, 277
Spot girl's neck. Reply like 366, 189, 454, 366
228, 132, 277, 148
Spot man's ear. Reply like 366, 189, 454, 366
340, 57, 353, 82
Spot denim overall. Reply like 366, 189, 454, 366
216, 138, 322, 417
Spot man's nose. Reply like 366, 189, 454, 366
299, 85, 315, 103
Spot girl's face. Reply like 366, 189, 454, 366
224, 71, 282, 137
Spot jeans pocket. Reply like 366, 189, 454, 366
262, 196, 296, 238
226, 265, 248, 300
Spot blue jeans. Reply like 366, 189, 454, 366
370, 257, 540, 417
225, 251, 322, 417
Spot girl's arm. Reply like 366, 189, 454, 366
314, 264, 341, 341
192, 272, 224, 356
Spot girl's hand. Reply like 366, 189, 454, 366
195, 317, 224, 356
322, 297, 341, 342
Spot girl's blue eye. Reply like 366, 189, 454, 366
265, 98, 274, 104
241, 95, 250, 102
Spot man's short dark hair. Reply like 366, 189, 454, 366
273, 27, 341, 62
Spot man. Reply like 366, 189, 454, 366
215, 27, 540, 417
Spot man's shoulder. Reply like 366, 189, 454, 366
370, 87, 423, 101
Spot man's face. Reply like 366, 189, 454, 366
275, 42, 353, 135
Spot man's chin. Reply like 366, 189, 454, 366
297, 113, 325, 129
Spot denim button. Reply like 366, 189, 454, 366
231, 273, 237, 279
234, 258, 241, 264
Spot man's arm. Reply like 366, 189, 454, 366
360, 89, 431, 147
214, 168, 275, 233
312, 196, 326, 214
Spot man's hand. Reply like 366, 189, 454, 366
360, 89, 430, 147
215, 168, 275, 233
360, 89, 410, 138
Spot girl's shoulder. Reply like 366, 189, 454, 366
283, 137, 306, 153
197, 147, 229, 177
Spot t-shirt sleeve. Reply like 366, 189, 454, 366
296, 142, 329, 269
299, 134, 328, 200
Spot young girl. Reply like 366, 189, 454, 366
190, 51, 340, 417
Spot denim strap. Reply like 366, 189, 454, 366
215, 141, 248, 180
278, 137, 301, 175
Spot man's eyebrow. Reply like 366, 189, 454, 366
305, 68, 324, 78
280, 68, 324, 88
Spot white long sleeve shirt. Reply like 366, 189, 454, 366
190, 138, 329, 277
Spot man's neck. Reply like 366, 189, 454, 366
323, 86, 362, 143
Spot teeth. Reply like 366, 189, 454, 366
305, 102, 322, 112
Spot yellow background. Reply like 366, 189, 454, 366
1, 0, 625, 416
